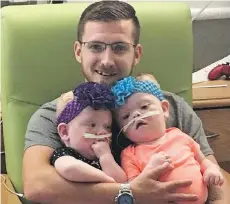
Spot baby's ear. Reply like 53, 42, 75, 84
161, 100, 169, 119
57, 123, 70, 144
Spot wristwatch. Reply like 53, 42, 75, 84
115, 183, 134, 204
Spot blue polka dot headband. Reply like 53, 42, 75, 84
111, 76, 164, 107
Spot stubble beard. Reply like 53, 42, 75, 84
80, 56, 136, 85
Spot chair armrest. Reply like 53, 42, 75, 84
1, 174, 23, 204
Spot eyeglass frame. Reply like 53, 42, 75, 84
79, 41, 137, 54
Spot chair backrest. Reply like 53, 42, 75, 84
1, 2, 193, 193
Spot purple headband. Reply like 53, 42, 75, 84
57, 82, 115, 125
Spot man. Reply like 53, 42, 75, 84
23, 1, 228, 204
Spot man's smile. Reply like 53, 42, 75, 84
95, 70, 116, 77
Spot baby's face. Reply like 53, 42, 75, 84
67, 106, 112, 159
116, 92, 168, 144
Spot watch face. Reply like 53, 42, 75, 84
118, 193, 133, 204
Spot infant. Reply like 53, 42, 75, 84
50, 82, 127, 183
111, 74, 224, 204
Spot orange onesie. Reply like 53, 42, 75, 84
121, 128, 208, 204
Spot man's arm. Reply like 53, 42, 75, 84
54, 156, 116, 183
169, 93, 229, 203
23, 146, 199, 204
206, 155, 230, 204
23, 146, 120, 204
179, 100, 230, 203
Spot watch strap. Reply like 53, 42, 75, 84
120, 183, 131, 193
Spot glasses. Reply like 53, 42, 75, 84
80, 41, 136, 54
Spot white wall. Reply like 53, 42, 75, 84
63, 0, 230, 20
36, 0, 230, 8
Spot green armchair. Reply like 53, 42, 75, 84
1, 2, 193, 203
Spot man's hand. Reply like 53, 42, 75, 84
91, 140, 111, 159
130, 162, 198, 204
203, 166, 224, 186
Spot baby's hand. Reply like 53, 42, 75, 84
203, 166, 224, 186
103, 175, 116, 183
148, 151, 173, 168
91, 140, 111, 159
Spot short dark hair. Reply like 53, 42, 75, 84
77, 0, 140, 44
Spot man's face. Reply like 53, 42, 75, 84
74, 20, 142, 85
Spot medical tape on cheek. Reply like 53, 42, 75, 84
123, 110, 160, 132
83, 133, 112, 139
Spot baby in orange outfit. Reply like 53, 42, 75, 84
111, 74, 224, 204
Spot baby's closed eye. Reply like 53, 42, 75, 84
141, 104, 149, 110
122, 113, 130, 120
